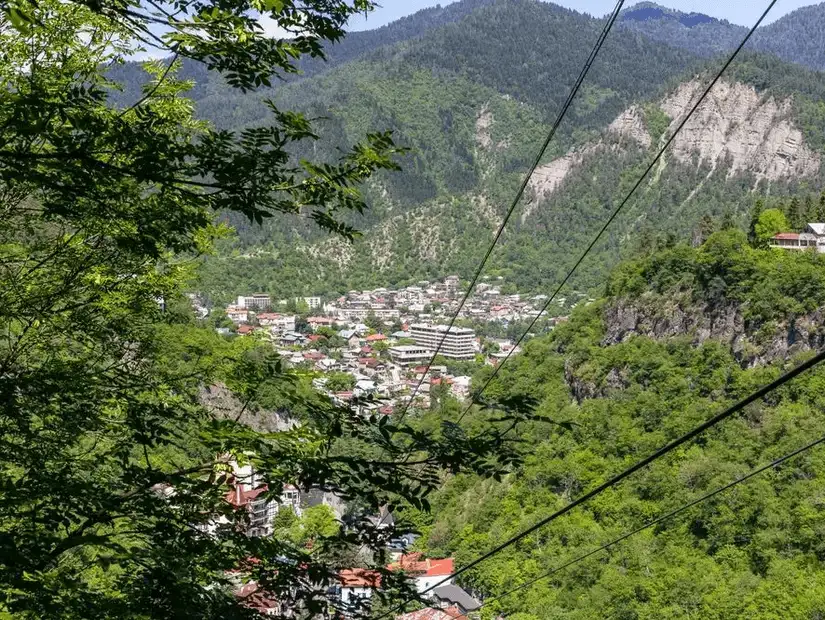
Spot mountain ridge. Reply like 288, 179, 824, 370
159, 0, 825, 302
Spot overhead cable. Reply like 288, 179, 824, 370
394, 0, 627, 423
375, 339, 820, 620
478, 434, 825, 610
456, 0, 780, 425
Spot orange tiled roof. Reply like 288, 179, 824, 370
339, 568, 381, 588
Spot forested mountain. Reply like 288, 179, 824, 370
618, 2, 825, 71
417, 230, 825, 617
618, 2, 748, 56
109, 0, 825, 301
752, 3, 825, 71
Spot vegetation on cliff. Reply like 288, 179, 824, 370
419, 230, 825, 618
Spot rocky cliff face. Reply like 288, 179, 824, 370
660, 79, 821, 183
564, 293, 825, 403
602, 292, 825, 368
527, 78, 822, 211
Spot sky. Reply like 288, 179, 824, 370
347, 0, 823, 30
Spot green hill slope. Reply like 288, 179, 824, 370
418, 230, 825, 617
195, 51, 825, 303
618, 2, 825, 72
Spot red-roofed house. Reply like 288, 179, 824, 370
366, 333, 387, 342
225, 473, 301, 538
237, 324, 256, 336
389, 554, 454, 593
235, 581, 282, 616
430, 377, 453, 386
256, 312, 280, 323
358, 357, 381, 370
396, 608, 466, 620
339, 569, 381, 605
307, 316, 336, 328
770, 225, 825, 253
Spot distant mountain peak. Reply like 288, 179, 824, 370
621, 2, 720, 28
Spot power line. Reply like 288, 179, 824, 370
375, 1, 781, 616
374, 342, 823, 620
394, 0, 626, 424
477, 433, 825, 611
455, 0, 780, 426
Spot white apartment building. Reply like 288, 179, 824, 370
410, 323, 475, 360
248, 484, 301, 538
338, 307, 401, 321
295, 296, 322, 310
237, 294, 271, 310
257, 314, 296, 334
226, 306, 249, 324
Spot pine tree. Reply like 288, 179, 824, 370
805, 195, 816, 223
748, 198, 765, 245
790, 196, 804, 230
817, 192, 825, 222
693, 214, 716, 246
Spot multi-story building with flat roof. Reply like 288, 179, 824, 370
389, 345, 432, 366
295, 296, 322, 310
237, 293, 271, 310
410, 323, 475, 359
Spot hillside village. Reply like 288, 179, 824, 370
193, 276, 582, 414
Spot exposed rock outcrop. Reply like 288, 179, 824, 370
524, 78, 821, 223
602, 292, 825, 368
608, 105, 652, 148
523, 143, 603, 220
661, 79, 821, 182
201, 383, 295, 433
475, 104, 494, 150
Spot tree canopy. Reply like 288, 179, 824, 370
0, 1, 534, 617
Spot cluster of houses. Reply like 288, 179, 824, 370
211, 458, 480, 618
337, 554, 480, 619
206, 307, 518, 414
204, 275, 580, 336
182, 276, 578, 617
196, 276, 585, 412
325, 275, 578, 324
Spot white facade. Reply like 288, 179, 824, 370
337, 307, 400, 321
248, 485, 301, 537
389, 345, 432, 366
410, 324, 475, 359
269, 315, 297, 334
770, 224, 825, 253
226, 307, 249, 324
238, 294, 271, 310
414, 574, 453, 593
295, 296, 322, 310
340, 585, 373, 605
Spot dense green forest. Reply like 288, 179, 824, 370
619, 1, 825, 71
417, 230, 825, 618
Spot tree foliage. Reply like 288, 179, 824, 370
419, 234, 825, 618
0, 1, 536, 617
